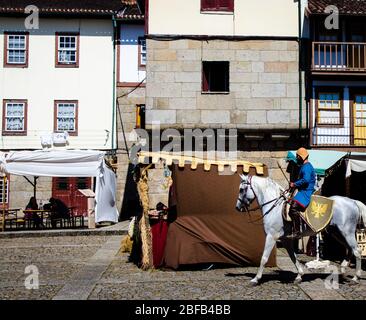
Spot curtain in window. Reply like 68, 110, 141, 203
6, 103, 24, 131
57, 104, 75, 131
7, 35, 26, 64
58, 36, 76, 63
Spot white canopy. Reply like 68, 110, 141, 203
345, 153, 366, 178
0, 150, 118, 223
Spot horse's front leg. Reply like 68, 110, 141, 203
283, 239, 305, 284
251, 234, 276, 286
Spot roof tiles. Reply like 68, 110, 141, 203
308, 0, 366, 15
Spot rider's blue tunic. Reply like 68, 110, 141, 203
293, 162, 316, 208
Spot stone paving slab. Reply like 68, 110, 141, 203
52, 236, 122, 300
0, 221, 129, 239
0, 235, 365, 300
0, 235, 109, 300
276, 248, 365, 300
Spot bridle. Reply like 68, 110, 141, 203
238, 175, 289, 220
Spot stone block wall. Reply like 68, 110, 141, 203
116, 86, 145, 218
146, 39, 306, 130
146, 163, 170, 209
237, 151, 289, 188
8, 176, 52, 209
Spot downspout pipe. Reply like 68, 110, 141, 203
111, 15, 117, 151
298, 0, 303, 132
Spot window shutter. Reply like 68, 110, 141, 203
202, 0, 234, 11
218, 0, 234, 11
201, 0, 218, 11
202, 62, 209, 92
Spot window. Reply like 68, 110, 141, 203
202, 61, 230, 93
354, 95, 366, 126
138, 37, 147, 70
0, 177, 9, 205
4, 32, 29, 67
2, 100, 27, 135
56, 33, 79, 67
201, 0, 234, 12
55, 177, 69, 191
76, 177, 89, 190
317, 92, 343, 125
54, 101, 78, 135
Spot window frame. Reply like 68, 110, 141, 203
55, 32, 80, 68
138, 37, 147, 71
350, 90, 366, 146
0, 175, 9, 208
353, 94, 366, 127
202, 61, 230, 94
54, 100, 78, 136
3, 32, 29, 68
315, 89, 344, 127
201, 0, 234, 13
2, 99, 28, 136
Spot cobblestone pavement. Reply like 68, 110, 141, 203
0, 235, 365, 300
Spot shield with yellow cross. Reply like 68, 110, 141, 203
304, 195, 334, 233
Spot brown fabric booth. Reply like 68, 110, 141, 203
162, 164, 276, 269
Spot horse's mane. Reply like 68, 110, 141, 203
253, 175, 285, 193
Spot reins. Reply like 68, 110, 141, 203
239, 175, 290, 223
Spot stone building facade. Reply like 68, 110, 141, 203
145, 37, 306, 187
141, 0, 310, 191
146, 39, 303, 130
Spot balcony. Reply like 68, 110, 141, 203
312, 42, 366, 74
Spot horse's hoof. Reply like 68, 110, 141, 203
351, 277, 360, 285
250, 279, 259, 286
294, 276, 302, 284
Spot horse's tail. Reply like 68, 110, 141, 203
355, 200, 366, 227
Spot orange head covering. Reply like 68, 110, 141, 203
296, 147, 309, 161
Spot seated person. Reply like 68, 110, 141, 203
25, 197, 43, 229
49, 197, 70, 228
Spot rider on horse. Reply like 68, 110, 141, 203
287, 147, 316, 238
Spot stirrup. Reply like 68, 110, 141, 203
285, 231, 302, 239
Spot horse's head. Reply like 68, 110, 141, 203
236, 174, 256, 212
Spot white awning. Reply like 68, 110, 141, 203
0, 150, 118, 223
346, 153, 366, 178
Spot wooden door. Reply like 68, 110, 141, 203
52, 177, 92, 216
353, 95, 366, 146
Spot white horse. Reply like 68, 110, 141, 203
236, 174, 366, 285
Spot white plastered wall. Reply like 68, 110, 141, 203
0, 17, 115, 150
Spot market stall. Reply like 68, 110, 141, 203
0, 150, 118, 227
131, 152, 276, 270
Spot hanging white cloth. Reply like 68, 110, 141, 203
346, 158, 366, 178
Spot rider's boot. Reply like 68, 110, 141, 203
287, 212, 302, 239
